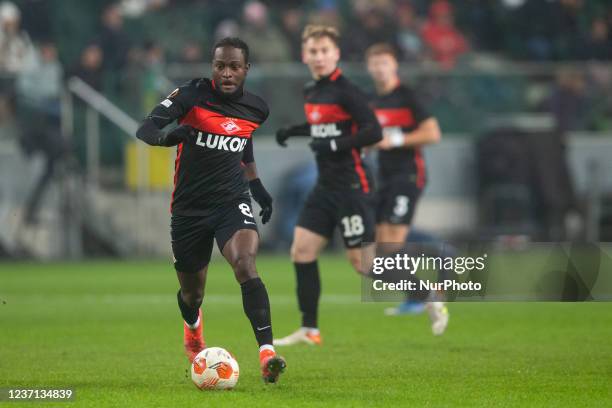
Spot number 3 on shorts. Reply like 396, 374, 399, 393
341, 215, 364, 237
393, 195, 409, 217
239, 203, 254, 218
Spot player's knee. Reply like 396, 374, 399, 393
231, 252, 258, 282
290, 242, 316, 263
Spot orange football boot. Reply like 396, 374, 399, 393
259, 348, 286, 384
306, 331, 322, 345
184, 310, 205, 363
274, 328, 322, 346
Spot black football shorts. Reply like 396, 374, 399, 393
171, 196, 258, 273
376, 181, 423, 225
296, 186, 375, 248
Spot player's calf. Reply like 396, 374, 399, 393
240, 277, 273, 344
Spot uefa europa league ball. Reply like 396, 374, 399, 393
191, 347, 240, 390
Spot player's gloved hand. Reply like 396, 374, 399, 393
309, 137, 351, 155
249, 178, 273, 224
163, 125, 197, 146
275, 128, 291, 147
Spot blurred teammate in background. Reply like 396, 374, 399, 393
135, 37, 286, 383
274, 25, 382, 346
366, 43, 448, 335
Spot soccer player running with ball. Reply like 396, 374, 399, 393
365, 43, 448, 335
135, 37, 286, 383
274, 25, 382, 346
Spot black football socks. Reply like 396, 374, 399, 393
177, 289, 200, 326
240, 277, 273, 347
294, 261, 321, 328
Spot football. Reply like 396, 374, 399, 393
191, 347, 240, 390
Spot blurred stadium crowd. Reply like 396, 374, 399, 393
3, 0, 612, 70
2, 0, 612, 134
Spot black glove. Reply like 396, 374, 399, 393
309, 137, 352, 155
163, 125, 197, 146
309, 139, 333, 154
249, 178, 273, 224
275, 127, 291, 147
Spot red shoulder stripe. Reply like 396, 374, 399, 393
374, 108, 415, 128
305, 103, 351, 124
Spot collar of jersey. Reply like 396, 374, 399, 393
316, 67, 342, 84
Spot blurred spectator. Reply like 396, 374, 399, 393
0, 1, 35, 73
548, 69, 587, 133
269, 0, 303, 8
514, 0, 557, 60
240, 1, 291, 63
351, 0, 393, 15
14, 41, 67, 224
280, 8, 304, 61
120, 0, 168, 18
579, 18, 612, 61
307, 0, 342, 29
143, 40, 164, 71
96, 3, 131, 72
457, 0, 504, 52
343, 5, 397, 61
554, 0, 585, 59
69, 44, 104, 91
16, 41, 62, 116
421, 0, 469, 69
500, 0, 526, 8
179, 40, 203, 63
140, 40, 168, 111
394, 1, 424, 62
214, 19, 240, 42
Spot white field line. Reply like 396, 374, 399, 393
7, 294, 364, 305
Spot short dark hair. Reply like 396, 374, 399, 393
365, 43, 398, 61
212, 37, 250, 64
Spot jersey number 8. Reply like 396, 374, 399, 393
239, 203, 254, 218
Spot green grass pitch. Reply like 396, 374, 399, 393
1, 256, 611, 407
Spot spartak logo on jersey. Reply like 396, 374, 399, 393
309, 109, 322, 123
220, 119, 241, 134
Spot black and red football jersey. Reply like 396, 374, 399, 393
370, 84, 431, 188
146, 78, 269, 215
301, 68, 380, 192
